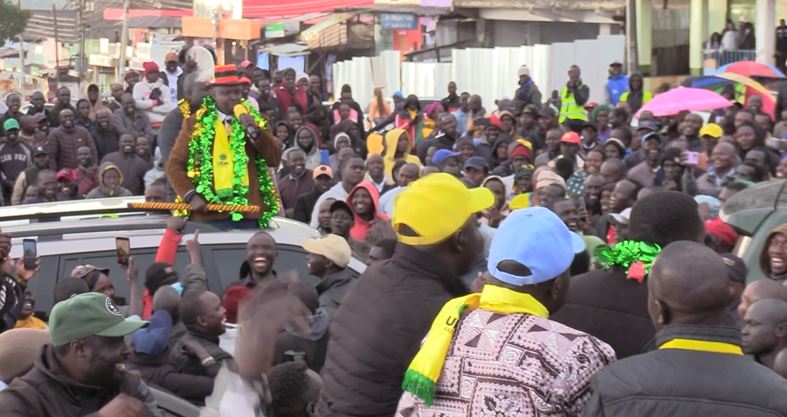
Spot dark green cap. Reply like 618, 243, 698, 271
49, 293, 148, 346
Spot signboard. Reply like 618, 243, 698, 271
380, 13, 418, 30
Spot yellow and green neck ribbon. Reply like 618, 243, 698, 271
402, 285, 549, 406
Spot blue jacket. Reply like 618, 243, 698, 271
606, 74, 629, 106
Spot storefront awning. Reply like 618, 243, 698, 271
264, 43, 310, 57
242, 0, 373, 19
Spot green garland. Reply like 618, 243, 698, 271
594, 240, 662, 278
186, 96, 278, 228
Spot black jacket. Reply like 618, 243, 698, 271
316, 267, 356, 319
128, 350, 214, 404
315, 244, 467, 417
0, 344, 162, 417
552, 267, 655, 359
169, 329, 234, 378
583, 325, 787, 417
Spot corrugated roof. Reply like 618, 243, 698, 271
23, 9, 80, 43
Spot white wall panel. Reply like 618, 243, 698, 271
332, 34, 625, 109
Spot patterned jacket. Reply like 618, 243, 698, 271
396, 309, 616, 417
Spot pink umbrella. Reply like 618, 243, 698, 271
636, 86, 732, 117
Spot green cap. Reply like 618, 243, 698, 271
3, 118, 19, 132
49, 293, 148, 346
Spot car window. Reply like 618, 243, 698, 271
60, 250, 192, 306
25, 255, 60, 318
207, 244, 320, 290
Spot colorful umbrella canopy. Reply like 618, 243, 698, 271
636, 87, 732, 117
689, 73, 776, 119
718, 61, 786, 79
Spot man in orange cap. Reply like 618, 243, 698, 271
162, 51, 183, 102
133, 61, 175, 130
166, 65, 282, 229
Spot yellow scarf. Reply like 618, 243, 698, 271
659, 338, 743, 355
402, 285, 549, 405
213, 118, 248, 199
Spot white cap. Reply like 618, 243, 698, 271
609, 207, 632, 225
518, 65, 530, 77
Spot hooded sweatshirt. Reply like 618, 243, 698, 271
620, 72, 651, 114
86, 162, 133, 198
83, 83, 108, 119
382, 128, 421, 181
760, 223, 787, 281
347, 181, 389, 242
294, 124, 323, 170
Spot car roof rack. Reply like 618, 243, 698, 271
0, 196, 148, 223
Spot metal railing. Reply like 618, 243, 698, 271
703, 49, 757, 70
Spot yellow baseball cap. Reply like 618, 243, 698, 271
392, 173, 494, 245
699, 123, 723, 139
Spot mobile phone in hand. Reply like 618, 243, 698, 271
116, 237, 130, 266
22, 239, 36, 270
685, 151, 700, 165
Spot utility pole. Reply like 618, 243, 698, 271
626, 0, 639, 72
53, 5, 60, 77
17, 0, 24, 89
118, 0, 129, 81
77, 0, 86, 86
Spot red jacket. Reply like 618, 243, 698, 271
142, 228, 181, 318
347, 181, 389, 242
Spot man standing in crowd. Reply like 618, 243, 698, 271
101, 134, 148, 195
170, 290, 234, 377
294, 165, 334, 225
441, 81, 460, 112
11, 146, 48, 205
47, 109, 98, 171
379, 162, 420, 216
0, 293, 160, 416
605, 61, 629, 106
559, 65, 589, 130
26, 91, 50, 121
0, 119, 31, 202
162, 52, 183, 102
278, 149, 314, 218
316, 173, 492, 417
742, 298, 787, 369
417, 113, 459, 162
133, 61, 175, 129
90, 109, 120, 162
113, 93, 154, 140
302, 234, 355, 319
396, 207, 614, 416
553, 191, 705, 358
514, 65, 542, 113
159, 72, 209, 163
583, 242, 787, 416
309, 156, 366, 228
167, 65, 282, 227
48, 87, 76, 127
105, 83, 126, 113
0, 94, 22, 138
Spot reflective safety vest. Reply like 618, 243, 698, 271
559, 85, 588, 123
620, 90, 653, 105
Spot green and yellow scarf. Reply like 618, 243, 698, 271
402, 285, 550, 406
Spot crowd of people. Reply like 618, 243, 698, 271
0, 44, 785, 417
